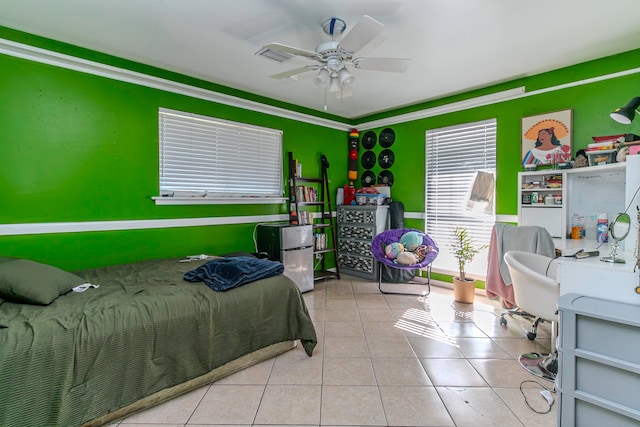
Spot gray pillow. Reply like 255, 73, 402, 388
0, 259, 86, 305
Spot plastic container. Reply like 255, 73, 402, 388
355, 193, 385, 205
597, 213, 608, 243
587, 149, 616, 166
571, 214, 585, 239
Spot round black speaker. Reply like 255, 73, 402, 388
361, 170, 376, 187
379, 128, 395, 148
361, 131, 377, 149
377, 170, 394, 186
361, 150, 376, 169
378, 149, 395, 169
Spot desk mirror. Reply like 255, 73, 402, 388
600, 212, 631, 263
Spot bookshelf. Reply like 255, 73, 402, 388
288, 151, 340, 281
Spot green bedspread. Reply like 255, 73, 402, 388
0, 258, 317, 427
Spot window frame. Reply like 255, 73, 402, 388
154, 108, 285, 205
425, 119, 497, 278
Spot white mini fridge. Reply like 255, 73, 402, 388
256, 223, 314, 292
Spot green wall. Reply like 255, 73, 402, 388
0, 35, 348, 270
356, 49, 640, 218
1, 25, 639, 272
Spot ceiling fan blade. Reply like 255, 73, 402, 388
353, 57, 411, 73
256, 43, 321, 62
269, 66, 317, 80
339, 15, 385, 54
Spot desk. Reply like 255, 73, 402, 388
554, 239, 639, 306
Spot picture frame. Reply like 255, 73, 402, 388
521, 109, 572, 166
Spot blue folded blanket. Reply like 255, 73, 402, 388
184, 256, 284, 292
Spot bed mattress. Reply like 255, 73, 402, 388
0, 257, 317, 426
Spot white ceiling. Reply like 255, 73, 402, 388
2, 0, 640, 120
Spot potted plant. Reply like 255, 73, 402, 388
449, 227, 487, 303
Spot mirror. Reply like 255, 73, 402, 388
600, 212, 631, 263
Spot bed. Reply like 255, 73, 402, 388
0, 256, 317, 427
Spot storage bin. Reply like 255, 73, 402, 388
587, 149, 616, 166
355, 193, 386, 205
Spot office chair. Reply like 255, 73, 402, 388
504, 250, 560, 381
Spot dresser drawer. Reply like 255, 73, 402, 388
338, 239, 373, 257
338, 225, 375, 240
337, 208, 376, 224
338, 253, 375, 274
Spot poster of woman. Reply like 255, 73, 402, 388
521, 109, 572, 166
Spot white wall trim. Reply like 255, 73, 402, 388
1, 38, 631, 238
359, 67, 640, 130
0, 38, 352, 131
497, 214, 518, 223
5, 37, 636, 134
0, 215, 289, 236
358, 87, 526, 129
0, 212, 518, 236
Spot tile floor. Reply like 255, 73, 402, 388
112, 276, 557, 427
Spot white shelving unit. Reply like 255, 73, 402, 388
518, 163, 626, 240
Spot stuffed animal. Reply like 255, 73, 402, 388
574, 149, 589, 168
384, 242, 404, 260
413, 244, 433, 262
397, 251, 418, 265
399, 231, 424, 251
617, 146, 629, 163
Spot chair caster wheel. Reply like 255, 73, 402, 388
500, 317, 507, 326
527, 332, 536, 340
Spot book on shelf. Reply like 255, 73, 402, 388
314, 233, 327, 251
296, 185, 318, 202
298, 211, 312, 225
294, 159, 302, 177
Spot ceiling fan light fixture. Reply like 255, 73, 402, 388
338, 67, 354, 87
314, 67, 330, 87
329, 76, 341, 93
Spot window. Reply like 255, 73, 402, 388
157, 108, 283, 203
425, 119, 496, 277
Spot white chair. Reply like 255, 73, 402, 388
504, 250, 560, 381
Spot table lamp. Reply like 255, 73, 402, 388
610, 97, 640, 125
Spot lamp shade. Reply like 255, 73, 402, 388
610, 96, 640, 125
329, 76, 341, 93
338, 67, 354, 87
314, 68, 330, 87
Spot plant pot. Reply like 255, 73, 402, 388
453, 277, 476, 303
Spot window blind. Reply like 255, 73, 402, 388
159, 108, 283, 199
425, 119, 496, 276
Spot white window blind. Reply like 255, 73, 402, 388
425, 119, 496, 277
158, 108, 283, 200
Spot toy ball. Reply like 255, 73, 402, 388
413, 244, 433, 262
385, 242, 404, 260
400, 231, 424, 251
397, 251, 418, 265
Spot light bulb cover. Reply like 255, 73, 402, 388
338, 67, 354, 87
314, 68, 330, 87
610, 96, 640, 125
329, 76, 341, 93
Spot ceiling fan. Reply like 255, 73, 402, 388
255, 15, 411, 98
